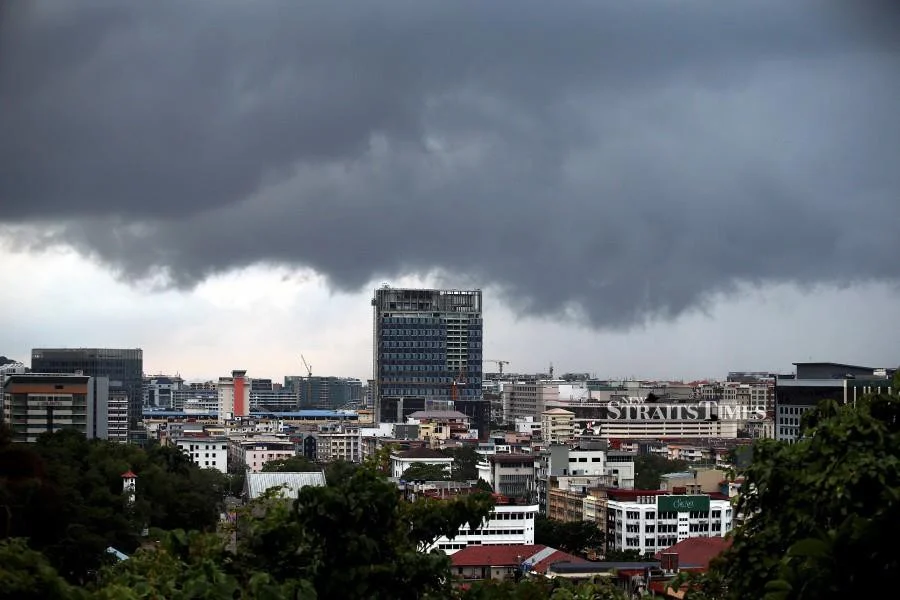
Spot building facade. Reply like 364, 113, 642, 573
31, 348, 143, 432
429, 503, 539, 554
606, 491, 734, 556
775, 362, 893, 443
372, 287, 483, 423
502, 383, 560, 424
175, 437, 229, 473
218, 370, 250, 422
2, 373, 108, 442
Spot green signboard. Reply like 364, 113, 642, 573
657, 495, 710, 512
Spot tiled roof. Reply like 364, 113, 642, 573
655, 536, 731, 569
451, 544, 587, 574
245, 471, 326, 499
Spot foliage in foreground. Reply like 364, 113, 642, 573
0, 428, 227, 583
685, 390, 900, 599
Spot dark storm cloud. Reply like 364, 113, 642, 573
2, 0, 899, 327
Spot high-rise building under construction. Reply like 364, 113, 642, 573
372, 286, 484, 430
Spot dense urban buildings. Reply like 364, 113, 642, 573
31, 347, 143, 434
774, 362, 894, 442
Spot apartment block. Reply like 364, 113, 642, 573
2, 373, 108, 442
541, 408, 575, 444
315, 423, 361, 463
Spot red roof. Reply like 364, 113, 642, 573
451, 544, 587, 574
121, 470, 137, 478
655, 537, 731, 570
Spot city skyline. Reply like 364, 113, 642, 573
2, 2, 899, 382
1, 251, 897, 383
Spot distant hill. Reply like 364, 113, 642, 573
0, 356, 19, 366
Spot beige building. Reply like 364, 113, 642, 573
541, 408, 575, 444
659, 468, 727, 494
315, 423, 361, 463
502, 383, 559, 423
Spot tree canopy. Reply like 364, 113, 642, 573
260, 455, 319, 473
633, 454, 688, 489
685, 389, 900, 599
402, 462, 452, 482
0, 428, 226, 583
534, 516, 605, 558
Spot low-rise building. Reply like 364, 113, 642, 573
243, 471, 327, 502
429, 501, 539, 554
229, 436, 296, 472
606, 490, 733, 556
659, 468, 727, 494
450, 544, 586, 582
476, 454, 537, 500
175, 436, 229, 473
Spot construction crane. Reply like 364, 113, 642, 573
485, 360, 510, 375
300, 354, 312, 408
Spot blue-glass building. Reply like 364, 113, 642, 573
372, 287, 483, 423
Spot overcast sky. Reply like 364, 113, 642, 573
1, 1, 898, 381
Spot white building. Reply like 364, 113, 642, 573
514, 416, 542, 436
175, 437, 229, 473
391, 447, 454, 479
430, 503, 539, 554
218, 369, 251, 422
107, 388, 130, 443
244, 471, 327, 501
606, 491, 733, 556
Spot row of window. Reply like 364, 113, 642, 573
380, 353, 482, 361
380, 317, 482, 325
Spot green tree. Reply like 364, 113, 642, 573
260, 455, 318, 473
0, 429, 227, 584
633, 454, 688, 489
444, 446, 479, 481
0, 538, 85, 600
401, 462, 451, 482
534, 516, 604, 558
692, 391, 900, 599
95, 459, 495, 599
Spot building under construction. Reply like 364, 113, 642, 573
372, 286, 485, 434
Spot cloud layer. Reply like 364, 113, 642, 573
2, 0, 899, 328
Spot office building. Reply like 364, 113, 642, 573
31, 348, 143, 432
775, 362, 893, 443
143, 375, 184, 408
605, 490, 733, 556
285, 376, 363, 410
2, 373, 109, 443
217, 369, 250, 422
372, 286, 483, 424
